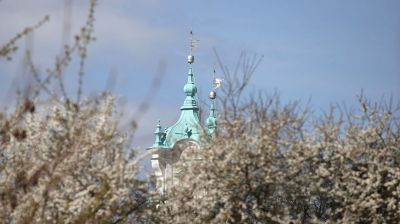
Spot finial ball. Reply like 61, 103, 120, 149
209, 90, 216, 99
188, 55, 194, 64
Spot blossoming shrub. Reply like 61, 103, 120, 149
0, 95, 149, 223
154, 92, 399, 223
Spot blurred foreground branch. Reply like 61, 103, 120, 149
0, 15, 49, 61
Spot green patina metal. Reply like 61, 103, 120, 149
148, 32, 219, 197
206, 99, 217, 134
149, 54, 217, 149
163, 64, 203, 147
152, 120, 165, 147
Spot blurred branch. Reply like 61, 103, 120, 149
61, 0, 73, 51
122, 61, 166, 132
76, 0, 97, 103
0, 15, 49, 60
213, 48, 263, 122
26, 51, 54, 98
25, 0, 98, 105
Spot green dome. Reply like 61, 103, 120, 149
184, 83, 197, 96
183, 67, 197, 97
149, 52, 217, 149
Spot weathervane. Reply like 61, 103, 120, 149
209, 66, 223, 100
188, 29, 199, 64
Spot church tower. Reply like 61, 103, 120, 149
147, 31, 218, 195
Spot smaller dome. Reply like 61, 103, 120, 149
184, 83, 197, 96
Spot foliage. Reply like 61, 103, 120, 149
0, 95, 149, 223
1, 1, 150, 223
153, 55, 400, 224
1, 1, 399, 223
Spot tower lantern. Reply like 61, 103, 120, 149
147, 30, 218, 196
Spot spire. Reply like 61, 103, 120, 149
207, 69, 218, 134
183, 66, 197, 98
206, 98, 217, 134
153, 120, 165, 147
158, 30, 203, 147
181, 30, 198, 110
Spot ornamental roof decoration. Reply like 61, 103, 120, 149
148, 30, 219, 150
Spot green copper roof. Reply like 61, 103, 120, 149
181, 66, 198, 110
148, 36, 218, 150
163, 65, 204, 147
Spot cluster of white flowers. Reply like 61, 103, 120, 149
1, 1, 398, 221
0, 95, 149, 223
153, 93, 399, 224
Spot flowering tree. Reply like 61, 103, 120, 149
1, 1, 399, 223
0, 1, 151, 223
0, 95, 150, 223
153, 54, 400, 223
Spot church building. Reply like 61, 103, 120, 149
147, 33, 218, 195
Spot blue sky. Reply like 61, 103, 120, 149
0, 0, 399, 149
